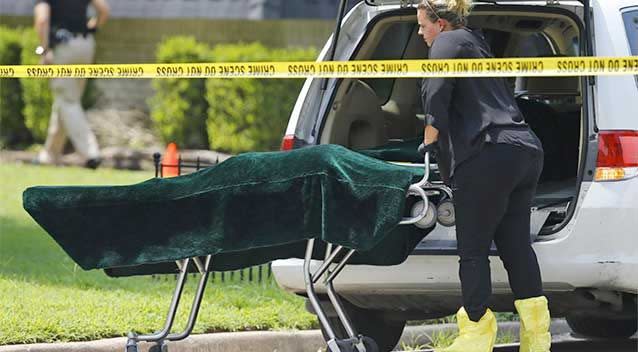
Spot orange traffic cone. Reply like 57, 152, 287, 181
162, 142, 180, 178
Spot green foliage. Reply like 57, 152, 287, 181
150, 38, 317, 152
150, 36, 211, 149
206, 43, 316, 153
0, 26, 31, 147
19, 28, 52, 143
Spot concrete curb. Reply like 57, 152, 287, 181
0, 320, 571, 352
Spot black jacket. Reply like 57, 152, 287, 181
421, 27, 542, 181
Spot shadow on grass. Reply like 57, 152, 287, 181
0, 214, 166, 292
0, 214, 279, 295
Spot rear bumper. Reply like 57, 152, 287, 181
272, 180, 638, 296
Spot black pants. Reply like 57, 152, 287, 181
451, 143, 544, 322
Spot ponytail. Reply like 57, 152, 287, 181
418, 0, 473, 27
445, 0, 472, 20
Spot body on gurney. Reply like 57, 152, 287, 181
23, 144, 453, 352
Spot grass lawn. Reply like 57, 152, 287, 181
0, 163, 316, 345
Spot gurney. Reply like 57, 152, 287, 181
23, 144, 453, 352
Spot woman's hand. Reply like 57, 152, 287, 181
87, 17, 98, 31
424, 124, 439, 145
419, 124, 441, 158
418, 141, 439, 156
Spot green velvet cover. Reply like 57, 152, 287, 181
23, 145, 431, 274
357, 138, 424, 163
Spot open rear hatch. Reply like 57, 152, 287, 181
318, 0, 594, 241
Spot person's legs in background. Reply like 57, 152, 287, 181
54, 76, 100, 164
37, 99, 66, 165
37, 35, 100, 168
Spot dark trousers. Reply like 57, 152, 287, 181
451, 143, 544, 322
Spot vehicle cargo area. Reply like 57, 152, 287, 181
319, 6, 585, 235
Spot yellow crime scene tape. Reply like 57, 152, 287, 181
0, 56, 637, 79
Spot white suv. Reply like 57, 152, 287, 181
273, 1, 638, 350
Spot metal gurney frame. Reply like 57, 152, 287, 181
124, 152, 452, 352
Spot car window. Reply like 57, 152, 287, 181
361, 22, 415, 103
512, 33, 558, 97
622, 8, 638, 88
623, 9, 638, 55
511, 33, 555, 57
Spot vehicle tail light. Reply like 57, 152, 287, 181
595, 130, 638, 181
280, 134, 296, 151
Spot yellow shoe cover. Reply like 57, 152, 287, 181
515, 296, 552, 352
436, 307, 497, 352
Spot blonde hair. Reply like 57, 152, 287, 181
418, 0, 473, 27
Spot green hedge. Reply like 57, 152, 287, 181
151, 39, 317, 153
0, 27, 31, 147
205, 43, 316, 153
19, 28, 53, 143
149, 36, 211, 149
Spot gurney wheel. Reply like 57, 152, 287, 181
328, 336, 378, 352
329, 339, 356, 352
125, 334, 138, 352
436, 199, 455, 227
148, 342, 168, 352
411, 200, 437, 229
319, 306, 405, 352
360, 336, 379, 352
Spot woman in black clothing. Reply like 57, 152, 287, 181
416, 1, 551, 351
